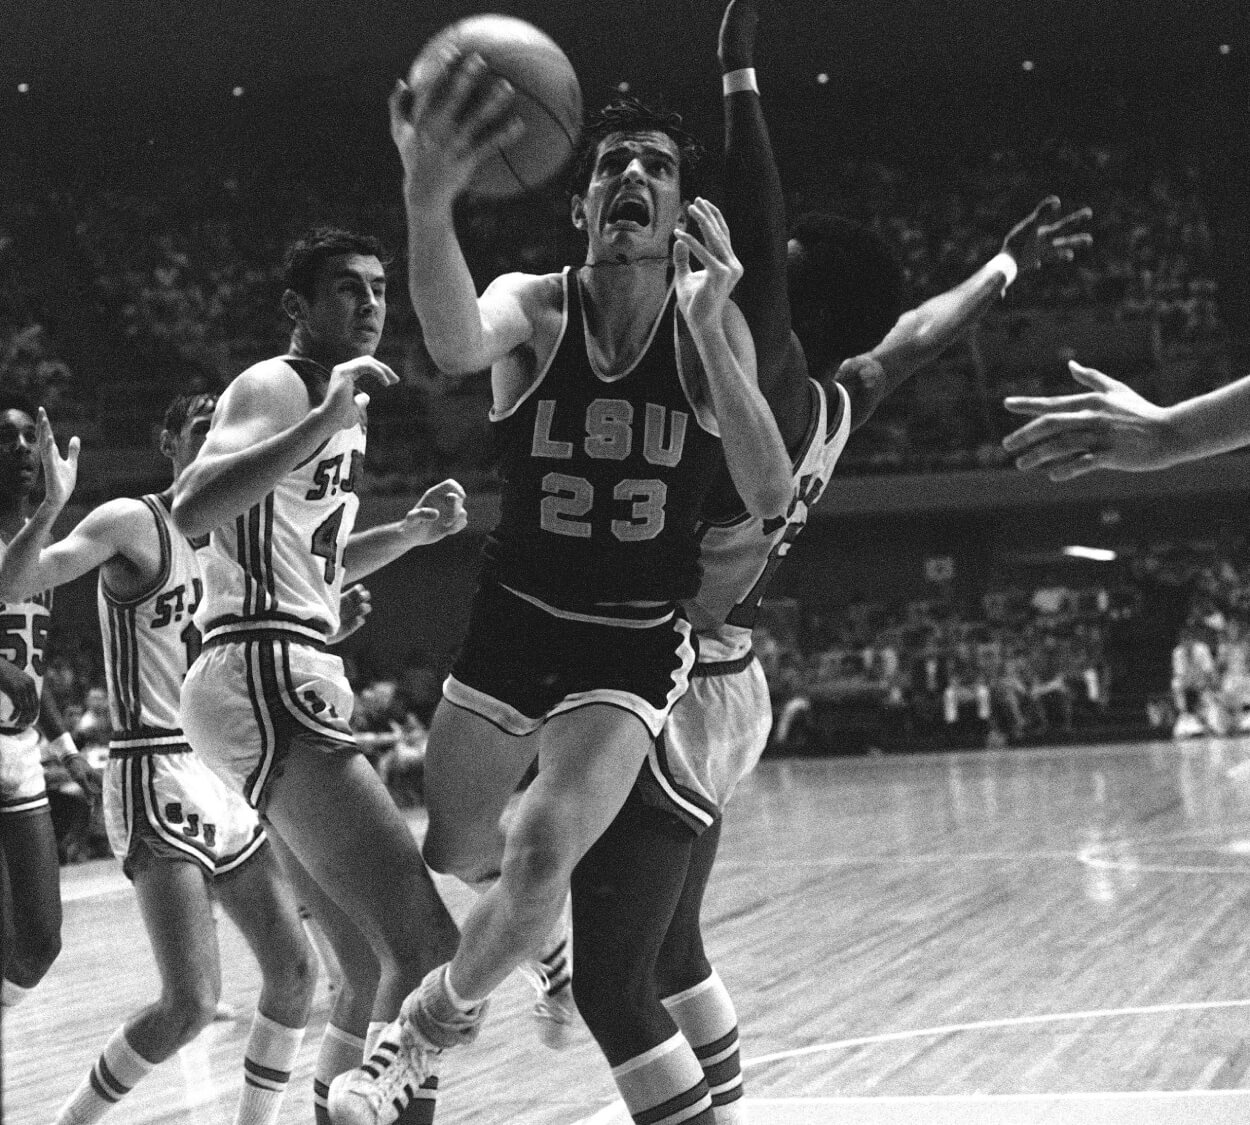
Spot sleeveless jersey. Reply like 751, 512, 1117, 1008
99, 494, 203, 743
483, 267, 723, 609
196, 356, 365, 646
0, 534, 51, 734
687, 380, 850, 661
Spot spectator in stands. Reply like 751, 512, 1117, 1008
1171, 627, 1219, 738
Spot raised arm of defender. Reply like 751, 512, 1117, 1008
835, 197, 1093, 431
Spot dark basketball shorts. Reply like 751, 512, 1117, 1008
443, 578, 696, 739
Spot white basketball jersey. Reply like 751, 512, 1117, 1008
195, 356, 365, 646
0, 534, 52, 733
99, 494, 203, 741
686, 380, 850, 661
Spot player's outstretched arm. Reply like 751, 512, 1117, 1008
172, 357, 394, 538
719, 0, 792, 402
836, 197, 1092, 430
0, 499, 156, 603
1002, 360, 1250, 479
676, 199, 792, 520
342, 478, 469, 583
390, 55, 533, 376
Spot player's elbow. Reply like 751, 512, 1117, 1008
170, 486, 213, 540
741, 476, 793, 522
423, 333, 487, 378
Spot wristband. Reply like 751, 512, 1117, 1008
722, 68, 759, 96
47, 732, 78, 762
988, 252, 1019, 295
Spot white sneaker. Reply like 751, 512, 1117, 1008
327, 1016, 439, 1125
518, 960, 580, 1050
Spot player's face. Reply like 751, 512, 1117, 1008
577, 130, 685, 262
0, 408, 38, 500
169, 406, 215, 475
305, 254, 387, 364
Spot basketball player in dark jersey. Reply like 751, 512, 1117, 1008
0, 393, 97, 1017
328, 60, 794, 1125
562, 5, 1098, 1123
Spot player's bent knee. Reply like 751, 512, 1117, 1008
15, 925, 61, 979
656, 946, 712, 998
161, 978, 221, 1043
274, 941, 317, 1003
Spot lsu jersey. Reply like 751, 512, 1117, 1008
195, 356, 365, 647
686, 379, 850, 661
483, 267, 723, 610
99, 494, 203, 741
0, 534, 51, 734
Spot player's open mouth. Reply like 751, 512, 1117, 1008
606, 196, 650, 227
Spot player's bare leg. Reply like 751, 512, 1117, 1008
217, 843, 316, 1125
657, 818, 747, 1123
421, 701, 539, 883
54, 857, 219, 1124
423, 703, 578, 1045
267, 831, 382, 1125
443, 705, 654, 1003
0, 809, 63, 992
260, 747, 458, 1021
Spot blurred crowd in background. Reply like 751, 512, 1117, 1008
8, 80, 1249, 863
0, 137, 1235, 496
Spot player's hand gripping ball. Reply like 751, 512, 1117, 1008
408, 14, 582, 200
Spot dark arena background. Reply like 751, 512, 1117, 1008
5, 1, 1250, 1122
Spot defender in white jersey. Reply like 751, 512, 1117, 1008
0, 393, 96, 1014
0, 394, 327, 1125
568, 8, 1099, 1125
173, 228, 470, 1125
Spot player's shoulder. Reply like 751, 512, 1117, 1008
215, 356, 314, 424
485, 269, 564, 308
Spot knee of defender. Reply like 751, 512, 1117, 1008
14, 924, 62, 980
159, 980, 222, 1043
655, 947, 712, 999
275, 943, 318, 1004
573, 966, 653, 1040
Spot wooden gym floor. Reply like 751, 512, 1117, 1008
8, 736, 1250, 1123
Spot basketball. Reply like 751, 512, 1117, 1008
408, 15, 583, 200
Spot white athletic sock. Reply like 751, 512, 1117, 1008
611, 1032, 714, 1125
54, 1026, 156, 1125
313, 1023, 364, 1125
1, 978, 32, 1008
663, 971, 747, 1123
233, 1011, 304, 1125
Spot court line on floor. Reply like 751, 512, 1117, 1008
571, 999, 1250, 1124
743, 998, 1250, 1067
574, 1090, 1250, 1125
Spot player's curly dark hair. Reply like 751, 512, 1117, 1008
569, 96, 704, 200
283, 227, 389, 302
787, 212, 905, 373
